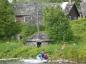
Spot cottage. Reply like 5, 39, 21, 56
26, 33, 50, 47
14, 3, 42, 24
14, 2, 79, 24
61, 2, 80, 20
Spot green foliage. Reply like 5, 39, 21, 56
78, 49, 86, 62
20, 22, 45, 40
44, 7, 73, 43
0, 0, 21, 39
0, 42, 86, 62
70, 18, 86, 42
0, 41, 23, 58
0, 18, 86, 61
73, 0, 80, 8
20, 23, 37, 38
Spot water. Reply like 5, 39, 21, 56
0, 60, 86, 64
0, 60, 43, 64
0, 60, 22, 64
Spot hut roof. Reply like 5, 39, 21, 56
26, 33, 51, 42
29, 33, 48, 39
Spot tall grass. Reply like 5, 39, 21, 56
0, 18, 86, 62
0, 42, 86, 61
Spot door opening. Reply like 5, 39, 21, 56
37, 42, 41, 47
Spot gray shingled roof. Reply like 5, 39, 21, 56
14, 3, 37, 16
80, 2, 86, 17
14, 2, 75, 16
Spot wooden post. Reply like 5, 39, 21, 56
24, 16, 26, 22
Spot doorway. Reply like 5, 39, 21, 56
37, 42, 41, 47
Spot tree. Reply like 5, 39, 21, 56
0, 0, 21, 39
43, 7, 73, 43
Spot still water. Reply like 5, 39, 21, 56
0, 60, 86, 64
0, 60, 22, 64
0, 60, 43, 64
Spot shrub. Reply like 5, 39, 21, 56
43, 7, 73, 43
0, 0, 21, 40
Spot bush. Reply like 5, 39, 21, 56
43, 7, 73, 43
70, 18, 86, 43
20, 23, 37, 40
0, 0, 21, 39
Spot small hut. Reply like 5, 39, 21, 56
26, 33, 50, 47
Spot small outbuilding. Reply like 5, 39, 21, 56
61, 2, 80, 20
26, 33, 50, 47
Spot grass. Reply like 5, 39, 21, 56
0, 18, 86, 62
0, 42, 86, 62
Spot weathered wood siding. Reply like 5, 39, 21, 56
80, 2, 86, 17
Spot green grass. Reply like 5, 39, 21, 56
0, 42, 86, 61
0, 18, 86, 61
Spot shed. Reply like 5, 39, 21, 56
61, 2, 80, 20
26, 33, 50, 47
